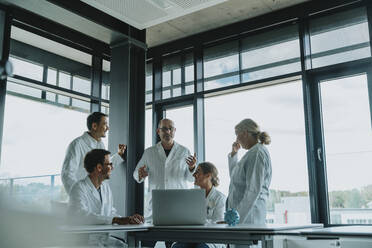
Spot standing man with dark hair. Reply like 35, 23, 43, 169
68, 149, 144, 247
62, 112, 126, 195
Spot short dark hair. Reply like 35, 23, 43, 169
84, 149, 111, 173
87, 112, 107, 131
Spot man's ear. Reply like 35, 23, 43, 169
96, 164, 103, 172
91, 122, 98, 131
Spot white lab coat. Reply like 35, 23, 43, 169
133, 141, 195, 220
227, 143, 272, 225
206, 187, 226, 248
68, 176, 124, 247
62, 132, 123, 195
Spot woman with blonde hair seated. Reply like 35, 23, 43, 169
172, 161, 226, 248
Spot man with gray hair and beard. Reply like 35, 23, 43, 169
133, 118, 197, 222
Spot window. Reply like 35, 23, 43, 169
165, 105, 194, 153
146, 63, 153, 103
319, 74, 372, 224
0, 91, 87, 210
165, 105, 194, 189
185, 53, 194, 95
241, 24, 301, 82
310, 7, 371, 68
9, 56, 43, 81
162, 56, 181, 99
73, 75, 91, 95
143, 107, 153, 219
204, 80, 310, 224
204, 40, 239, 90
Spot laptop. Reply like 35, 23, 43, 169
152, 189, 206, 225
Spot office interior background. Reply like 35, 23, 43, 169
0, 0, 371, 229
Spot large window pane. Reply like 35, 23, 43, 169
165, 105, 194, 154
320, 74, 372, 224
0, 91, 88, 211
72, 76, 91, 95
310, 7, 370, 68
146, 63, 153, 103
58, 71, 71, 89
204, 41, 239, 90
9, 56, 43, 81
163, 56, 181, 99
205, 81, 310, 224
241, 25, 301, 82
185, 53, 194, 94
165, 105, 194, 189
7, 81, 42, 98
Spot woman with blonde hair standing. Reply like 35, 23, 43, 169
228, 118, 272, 226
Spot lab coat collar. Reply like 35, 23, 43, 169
156, 141, 179, 160
84, 176, 102, 204
82, 131, 101, 146
206, 186, 216, 201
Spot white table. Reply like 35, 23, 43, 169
295, 226, 372, 248
131, 224, 323, 248
61, 223, 323, 248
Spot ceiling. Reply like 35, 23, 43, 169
0, 0, 309, 48
80, 0, 228, 30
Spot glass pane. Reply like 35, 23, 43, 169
72, 98, 90, 111
46, 92, 56, 102
58, 71, 71, 89
163, 71, 171, 87
185, 84, 194, 95
241, 25, 301, 82
185, 53, 194, 83
205, 81, 310, 224
146, 63, 153, 103
9, 56, 43, 81
6, 81, 42, 98
173, 87, 181, 97
72, 76, 91, 95
173, 68, 181, 85
204, 75, 240, 91
162, 90, 171, 99
0, 92, 87, 210
145, 108, 153, 149
310, 7, 370, 68
166, 105, 194, 156
101, 85, 110, 100
47, 68, 57, 85
320, 74, 372, 224
144, 108, 153, 219
58, 95, 70, 105
204, 40, 239, 90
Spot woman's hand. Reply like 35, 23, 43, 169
231, 142, 240, 157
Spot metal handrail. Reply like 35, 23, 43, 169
0, 174, 61, 196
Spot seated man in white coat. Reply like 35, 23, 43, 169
68, 149, 144, 247
133, 118, 197, 222
62, 112, 126, 195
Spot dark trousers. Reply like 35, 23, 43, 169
172, 242, 209, 248
141, 241, 174, 248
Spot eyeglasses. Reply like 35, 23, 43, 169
159, 127, 175, 132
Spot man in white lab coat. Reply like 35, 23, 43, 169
68, 149, 144, 247
62, 112, 126, 195
133, 118, 197, 221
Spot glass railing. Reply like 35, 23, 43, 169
0, 174, 68, 212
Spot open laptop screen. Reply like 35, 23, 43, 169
152, 189, 206, 225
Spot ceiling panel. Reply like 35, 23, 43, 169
80, 0, 228, 29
